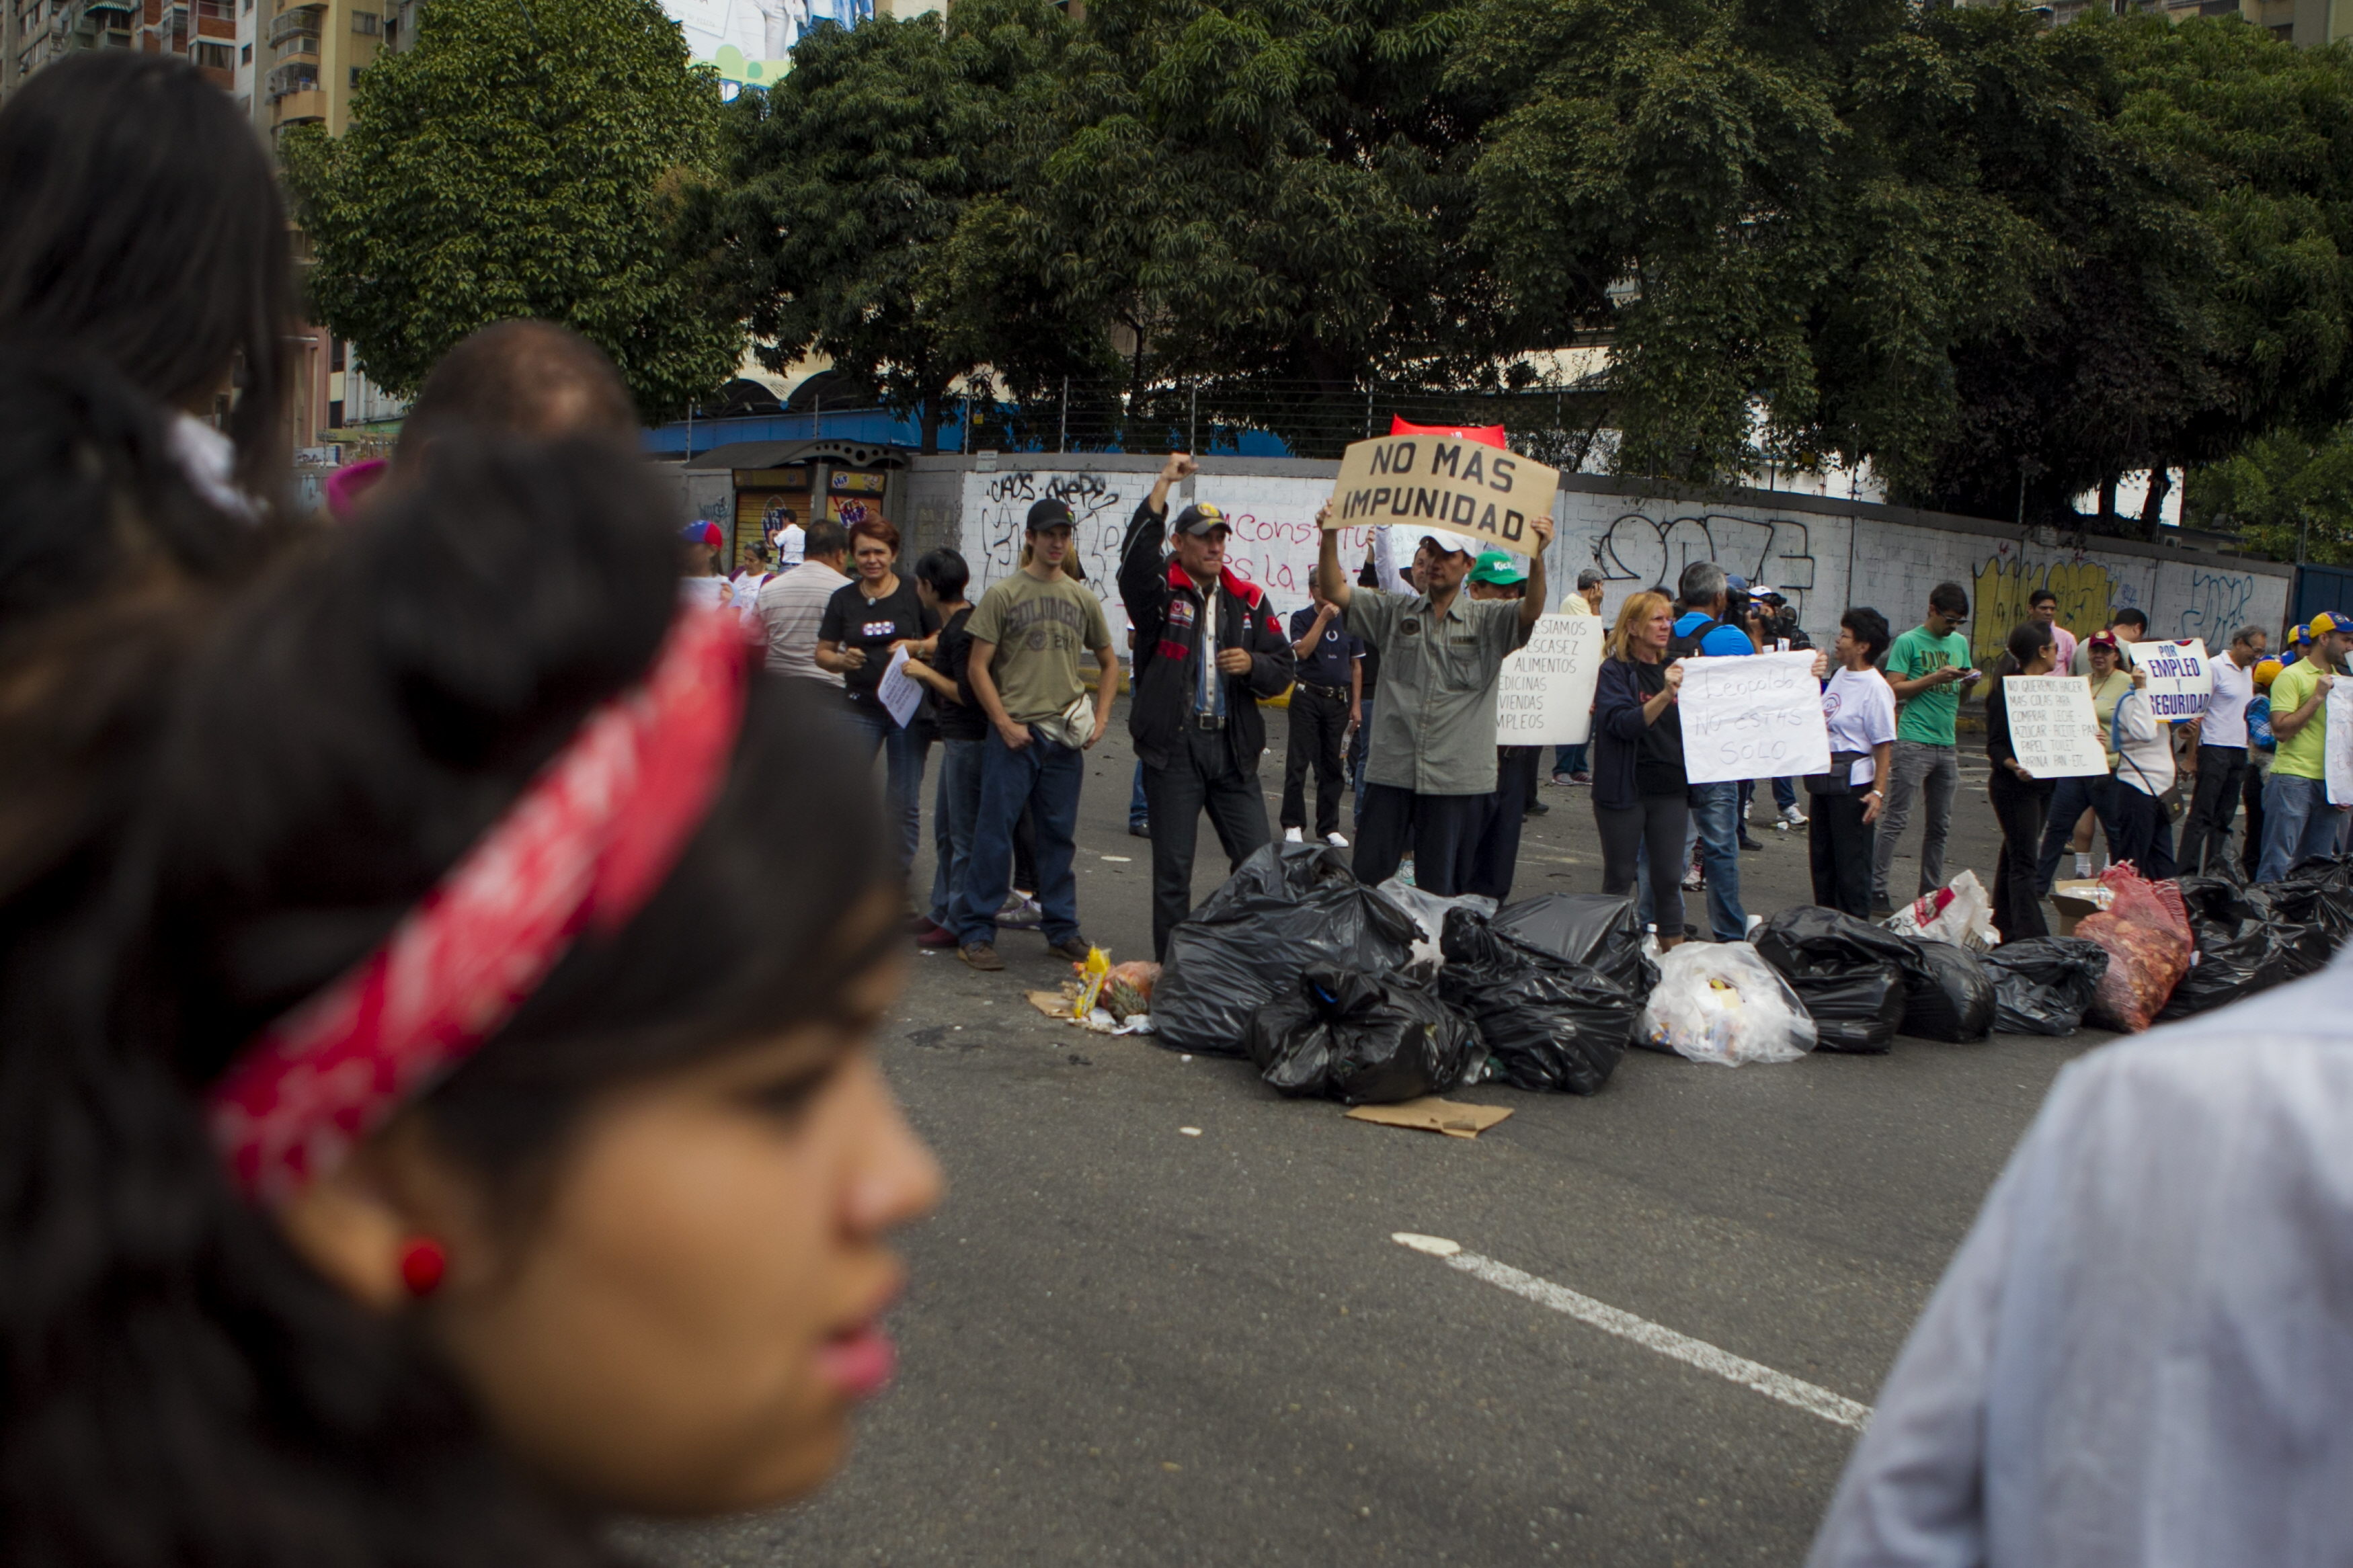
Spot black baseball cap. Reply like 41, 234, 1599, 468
1173, 503, 1229, 538
1027, 497, 1075, 532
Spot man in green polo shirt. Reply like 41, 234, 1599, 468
1314, 504, 1555, 895
2256, 610, 2352, 880
1872, 581, 1979, 914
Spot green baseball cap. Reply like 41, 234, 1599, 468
1468, 550, 1527, 586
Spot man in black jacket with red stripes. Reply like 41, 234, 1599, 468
1120, 452, 1297, 958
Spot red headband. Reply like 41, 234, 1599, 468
208, 606, 754, 1204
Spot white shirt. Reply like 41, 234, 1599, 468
2112, 688, 2176, 797
2202, 652, 2256, 749
1809, 948, 2353, 1568
756, 559, 848, 686
1822, 667, 1899, 785
773, 523, 806, 567
679, 575, 731, 612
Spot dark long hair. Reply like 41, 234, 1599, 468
0, 54, 293, 501
0, 349, 266, 632
0, 438, 895, 1567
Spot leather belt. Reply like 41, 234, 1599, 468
1190, 712, 1226, 730
1298, 682, 1349, 701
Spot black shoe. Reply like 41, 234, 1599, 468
1524, 798, 1550, 817
1738, 831, 1765, 852
1128, 820, 1150, 837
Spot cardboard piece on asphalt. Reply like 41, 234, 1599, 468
1345, 1098, 1514, 1139
1327, 434, 1558, 558
1026, 989, 1074, 1018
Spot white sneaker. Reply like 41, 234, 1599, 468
1326, 831, 1350, 848
1283, 826, 1305, 843
1780, 803, 1808, 827
2073, 853, 2093, 880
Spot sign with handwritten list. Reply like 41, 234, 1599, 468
1677, 651, 1831, 786
2001, 675, 2110, 780
1494, 615, 1603, 745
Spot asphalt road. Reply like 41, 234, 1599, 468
639, 698, 2106, 1567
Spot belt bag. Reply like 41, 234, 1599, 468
1030, 693, 1096, 749
1803, 750, 1870, 797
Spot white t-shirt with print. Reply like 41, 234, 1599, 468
1823, 666, 1899, 785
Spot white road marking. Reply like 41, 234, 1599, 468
1389, 1233, 1872, 1430
1179, 1126, 1203, 1137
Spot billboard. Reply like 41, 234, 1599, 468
665, 0, 872, 92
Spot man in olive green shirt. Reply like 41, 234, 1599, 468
2256, 610, 2352, 880
1315, 501, 1555, 895
954, 498, 1119, 969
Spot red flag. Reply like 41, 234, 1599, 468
1388, 416, 1507, 450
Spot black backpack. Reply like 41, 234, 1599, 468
1668, 614, 1720, 661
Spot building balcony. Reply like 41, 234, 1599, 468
270, 29, 316, 57
265, 58, 317, 97
266, 3, 319, 44
270, 85, 324, 124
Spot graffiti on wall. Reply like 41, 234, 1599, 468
2176, 568, 2261, 647
959, 470, 1378, 634
1968, 551, 2119, 667
1577, 511, 1820, 625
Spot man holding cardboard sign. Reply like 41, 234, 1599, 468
1316, 442, 1555, 894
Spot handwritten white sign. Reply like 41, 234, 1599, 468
1494, 614, 1603, 745
1677, 651, 1832, 786
2327, 682, 2353, 806
2128, 637, 2212, 723
2002, 674, 2110, 780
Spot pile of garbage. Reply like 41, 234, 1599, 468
1125, 844, 2353, 1106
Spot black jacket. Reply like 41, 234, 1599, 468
1119, 499, 1295, 772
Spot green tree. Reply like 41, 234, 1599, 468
1451, 2, 2353, 520
696, 3, 1075, 454
282, 0, 744, 422
2190, 427, 2353, 562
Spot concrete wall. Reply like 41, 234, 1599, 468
899, 454, 2292, 667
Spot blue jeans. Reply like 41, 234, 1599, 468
1130, 760, 1150, 829
928, 737, 984, 926
2258, 772, 2344, 882
2035, 772, 2118, 896
956, 729, 1084, 946
849, 702, 926, 874
1688, 781, 1746, 942
1553, 743, 1589, 778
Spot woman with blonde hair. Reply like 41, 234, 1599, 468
1591, 590, 1690, 947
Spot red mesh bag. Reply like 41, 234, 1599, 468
2074, 865, 2192, 1032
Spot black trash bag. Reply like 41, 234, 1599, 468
1436, 909, 1635, 1094
1753, 905, 1928, 1053
1488, 893, 1659, 1000
1245, 964, 1483, 1104
1980, 938, 2108, 1036
1897, 938, 1995, 1042
1155, 843, 1420, 1056
2156, 874, 2335, 1021
2275, 856, 2353, 949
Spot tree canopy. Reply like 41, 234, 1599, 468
283, 0, 744, 421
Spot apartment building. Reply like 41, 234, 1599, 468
3, 0, 237, 96
1959, 0, 2323, 44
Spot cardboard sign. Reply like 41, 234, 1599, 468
2001, 674, 2110, 780
1677, 651, 1833, 785
1494, 614, 1604, 746
2127, 637, 2212, 723
2327, 681, 2353, 806
1327, 434, 1559, 558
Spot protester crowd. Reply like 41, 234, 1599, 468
7, 49, 2353, 1568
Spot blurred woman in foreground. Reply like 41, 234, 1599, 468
0, 436, 940, 1566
